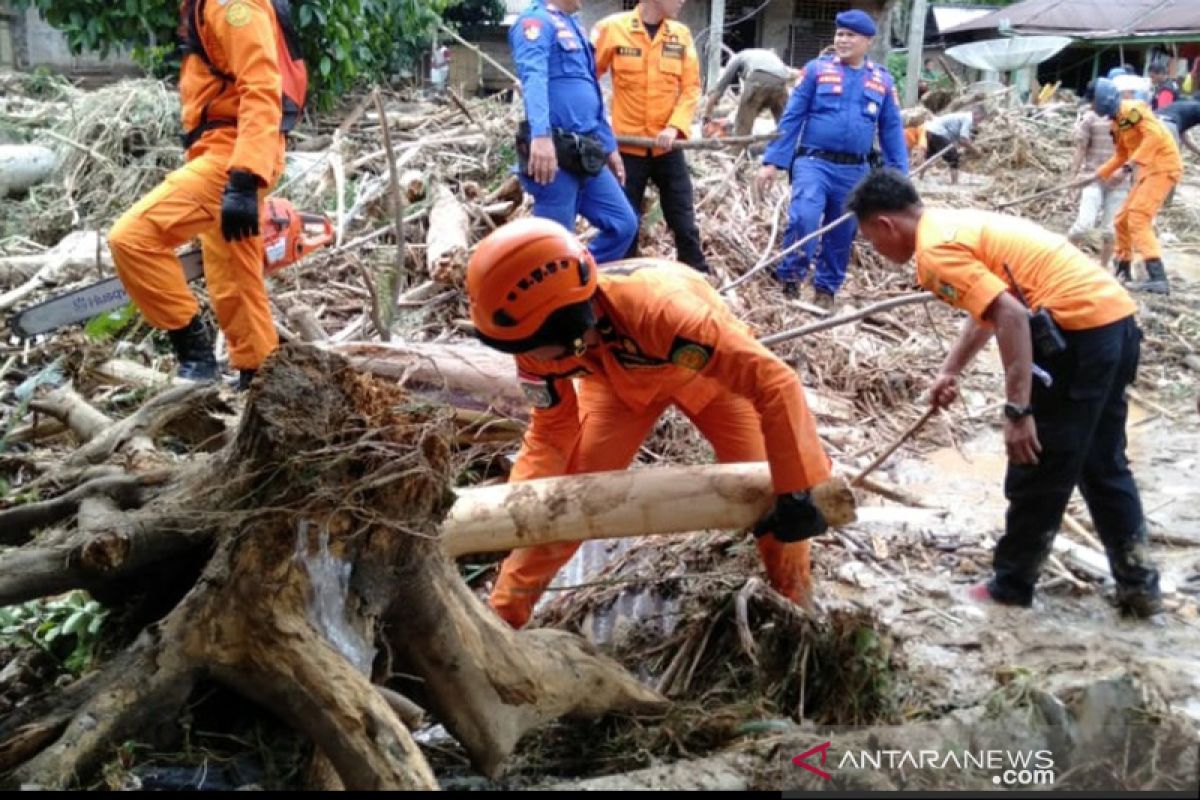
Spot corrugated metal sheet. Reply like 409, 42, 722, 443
931, 5, 993, 34
944, 0, 1200, 39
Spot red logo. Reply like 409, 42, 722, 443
792, 741, 833, 780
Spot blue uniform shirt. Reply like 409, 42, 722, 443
510, 1, 617, 153
763, 55, 907, 173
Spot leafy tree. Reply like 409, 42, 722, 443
10, 0, 459, 107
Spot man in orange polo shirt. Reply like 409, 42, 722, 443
847, 168, 1162, 619
593, 0, 709, 272
466, 218, 833, 628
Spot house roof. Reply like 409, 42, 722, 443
944, 0, 1200, 40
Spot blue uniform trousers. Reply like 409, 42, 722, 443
519, 167, 637, 264
776, 157, 868, 294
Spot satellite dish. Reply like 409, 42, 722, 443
945, 36, 1073, 72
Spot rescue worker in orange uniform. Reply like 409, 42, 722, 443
848, 168, 1162, 619
1092, 76, 1182, 295
108, 0, 296, 389
592, 0, 709, 272
466, 218, 833, 629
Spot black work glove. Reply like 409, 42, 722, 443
221, 169, 261, 242
753, 491, 828, 543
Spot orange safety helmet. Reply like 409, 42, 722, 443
466, 218, 598, 355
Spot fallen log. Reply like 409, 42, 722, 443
0, 144, 57, 196
440, 465, 856, 558
325, 340, 528, 419
426, 184, 471, 285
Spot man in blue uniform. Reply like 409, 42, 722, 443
755, 10, 907, 308
510, 0, 637, 263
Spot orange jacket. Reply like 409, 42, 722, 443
592, 8, 701, 155
510, 260, 831, 494
1097, 99, 1183, 180
181, 0, 284, 185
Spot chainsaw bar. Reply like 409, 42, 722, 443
8, 250, 203, 339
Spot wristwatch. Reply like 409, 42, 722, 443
1003, 402, 1034, 421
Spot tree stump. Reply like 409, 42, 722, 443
0, 343, 664, 789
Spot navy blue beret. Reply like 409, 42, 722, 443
836, 9, 877, 37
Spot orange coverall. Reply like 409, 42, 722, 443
491, 260, 833, 628
1096, 99, 1182, 263
592, 9, 701, 156
108, 0, 285, 370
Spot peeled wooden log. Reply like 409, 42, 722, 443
440, 465, 856, 558
0, 144, 57, 196
426, 184, 470, 285
325, 340, 527, 419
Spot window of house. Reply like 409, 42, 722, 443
786, 0, 851, 66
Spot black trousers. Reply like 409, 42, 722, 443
925, 131, 960, 169
991, 316, 1160, 605
620, 149, 709, 272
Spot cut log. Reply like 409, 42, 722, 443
399, 169, 426, 202
440, 466, 856, 558
426, 184, 471, 285
325, 340, 528, 419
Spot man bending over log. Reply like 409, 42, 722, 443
847, 168, 1162, 619
466, 218, 833, 628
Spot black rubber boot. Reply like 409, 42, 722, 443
1127, 258, 1170, 295
1107, 526, 1163, 619
236, 369, 256, 392
166, 315, 218, 382
1113, 259, 1132, 282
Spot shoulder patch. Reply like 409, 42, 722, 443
225, 0, 252, 27
518, 370, 558, 409
669, 336, 713, 371
937, 283, 959, 301
522, 18, 543, 41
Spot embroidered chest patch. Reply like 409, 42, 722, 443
669, 337, 713, 371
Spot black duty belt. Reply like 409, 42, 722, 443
797, 147, 867, 165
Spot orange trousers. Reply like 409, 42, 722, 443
1113, 170, 1179, 262
490, 382, 814, 629
108, 139, 282, 371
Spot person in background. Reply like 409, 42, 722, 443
509, 0, 637, 264
922, 106, 986, 185
701, 48, 798, 137
1068, 85, 1129, 269
755, 9, 906, 308
1092, 76, 1182, 294
1149, 60, 1179, 111
593, 0, 710, 273
1157, 99, 1200, 158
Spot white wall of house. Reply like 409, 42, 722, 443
1, 5, 134, 71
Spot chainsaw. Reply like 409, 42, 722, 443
8, 197, 334, 339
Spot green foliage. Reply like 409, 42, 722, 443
10, 0, 463, 108
0, 591, 110, 675
84, 302, 139, 341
